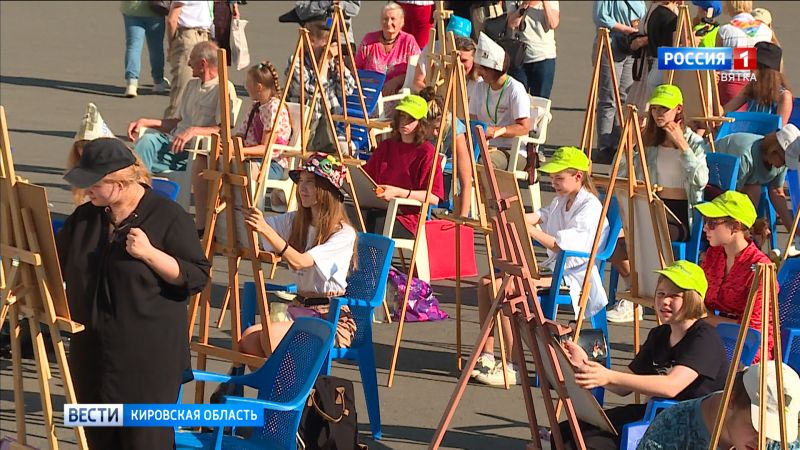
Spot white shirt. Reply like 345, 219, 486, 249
537, 188, 609, 319
173, 1, 213, 30
655, 146, 685, 189
469, 75, 530, 149
259, 212, 356, 295
506, 0, 559, 63
174, 77, 238, 148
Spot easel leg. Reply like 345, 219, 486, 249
511, 315, 543, 450
28, 319, 57, 449
48, 324, 88, 449
633, 303, 641, 404
10, 307, 27, 444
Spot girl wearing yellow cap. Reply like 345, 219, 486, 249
610, 84, 709, 323
473, 146, 610, 386
557, 260, 728, 449
363, 94, 445, 237
697, 190, 774, 362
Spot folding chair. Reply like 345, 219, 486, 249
507, 95, 552, 212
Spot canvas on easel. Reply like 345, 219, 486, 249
430, 126, 596, 450
708, 263, 791, 450
343, 162, 389, 210
0, 106, 88, 449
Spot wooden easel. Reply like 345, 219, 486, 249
665, 4, 729, 151
592, 105, 675, 403
423, 1, 455, 90
783, 208, 799, 263
430, 127, 590, 450
580, 28, 625, 162
709, 263, 790, 450
0, 106, 88, 449
186, 49, 279, 404
385, 36, 514, 388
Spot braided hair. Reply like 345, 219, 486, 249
248, 60, 281, 97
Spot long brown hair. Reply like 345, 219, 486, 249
287, 175, 357, 267
643, 108, 685, 147
389, 110, 432, 146
743, 68, 790, 108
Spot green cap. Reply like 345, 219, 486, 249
539, 146, 591, 173
649, 84, 684, 109
695, 191, 757, 228
654, 260, 708, 298
395, 95, 429, 120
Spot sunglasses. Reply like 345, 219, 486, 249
704, 218, 729, 230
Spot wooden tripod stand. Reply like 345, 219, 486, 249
187, 49, 278, 404
0, 106, 87, 449
580, 28, 624, 161
430, 127, 600, 450
709, 263, 790, 450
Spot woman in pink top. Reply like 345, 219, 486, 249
355, 1, 421, 95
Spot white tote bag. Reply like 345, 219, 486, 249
230, 19, 250, 71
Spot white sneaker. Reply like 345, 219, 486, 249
475, 362, 521, 387
606, 300, 643, 323
470, 354, 496, 378
125, 79, 138, 98
153, 78, 170, 94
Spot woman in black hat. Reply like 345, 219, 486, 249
723, 41, 793, 126
57, 137, 210, 449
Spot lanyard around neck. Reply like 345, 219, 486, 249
485, 77, 510, 125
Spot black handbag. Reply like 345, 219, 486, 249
299, 376, 367, 450
148, 1, 171, 16
482, 7, 528, 69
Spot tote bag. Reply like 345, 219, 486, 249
425, 220, 478, 280
230, 19, 250, 71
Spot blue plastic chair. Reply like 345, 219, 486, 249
787, 169, 799, 214
706, 152, 740, 193
716, 322, 762, 367
339, 69, 386, 156
152, 178, 181, 201
242, 233, 394, 440
716, 111, 782, 139
440, 121, 487, 212
619, 398, 677, 449
671, 209, 705, 264
788, 97, 800, 128
52, 218, 66, 235
778, 258, 800, 373
174, 317, 336, 450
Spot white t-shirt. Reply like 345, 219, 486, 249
506, 0, 559, 63
173, 1, 213, 30
469, 75, 530, 149
259, 212, 356, 295
174, 77, 238, 148
655, 146, 685, 189
717, 13, 772, 75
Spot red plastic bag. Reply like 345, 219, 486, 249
425, 220, 478, 280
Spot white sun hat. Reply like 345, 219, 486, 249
475, 32, 506, 71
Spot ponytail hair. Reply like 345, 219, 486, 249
248, 60, 281, 98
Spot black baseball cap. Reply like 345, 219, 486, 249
755, 41, 782, 70
64, 138, 136, 188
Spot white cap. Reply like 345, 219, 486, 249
75, 102, 115, 141
475, 32, 505, 72
743, 361, 800, 442
777, 124, 800, 170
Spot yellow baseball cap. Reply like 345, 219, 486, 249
654, 260, 708, 298
395, 95, 429, 120
649, 84, 684, 109
539, 146, 590, 173
695, 191, 757, 228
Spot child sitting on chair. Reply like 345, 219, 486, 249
472, 147, 609, 386
238, 153, 358, 359
637, 361, 800, 450
556, 260, 729, 449
362, 94, 444, 237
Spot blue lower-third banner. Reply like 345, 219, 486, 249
64, 404, 264, 427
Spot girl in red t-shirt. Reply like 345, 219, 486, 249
696, 191, 774, 362
363, 94, 444, 237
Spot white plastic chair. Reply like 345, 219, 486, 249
376, 54, 418, 119
507, 95, 552, 212
382, 197, 431, 282
251, 102, 310, 212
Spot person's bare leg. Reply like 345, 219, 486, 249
478, 276, 499, 355
193, 154, 209, 230
239, 321, 293, 370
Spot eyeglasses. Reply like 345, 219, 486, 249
704, 218, 728, 230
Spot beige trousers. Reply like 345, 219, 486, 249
164, 28, 210, 119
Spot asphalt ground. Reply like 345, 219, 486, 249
1, 1, 798, 449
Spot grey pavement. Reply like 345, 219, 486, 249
1, 1, 798, 449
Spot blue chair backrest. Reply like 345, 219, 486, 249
52, 217, 66, 235
717, 111, 781, 139
716, 322, 761, 366
789, 97, 800, 128
620, 422, 649, 450
470, 121, 488, 163
597, 197, 623, 261
778, 258, 800, 330
248, 317, 335, 449
706, 152, 740, 192
151, 178, 180, 201
345, 70, 386, 117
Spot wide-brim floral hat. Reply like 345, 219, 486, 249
289, 152, 348, 194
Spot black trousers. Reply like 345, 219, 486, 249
557, 403, 647, 450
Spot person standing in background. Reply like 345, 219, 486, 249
213, 0, 241, 67
120, 1, 169, 98
505, 0, 560, 99
164, 1, 213, 119
591, 0, 646, 165
396, 0, 435, 50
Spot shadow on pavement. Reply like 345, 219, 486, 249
1, 75, 123, 97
